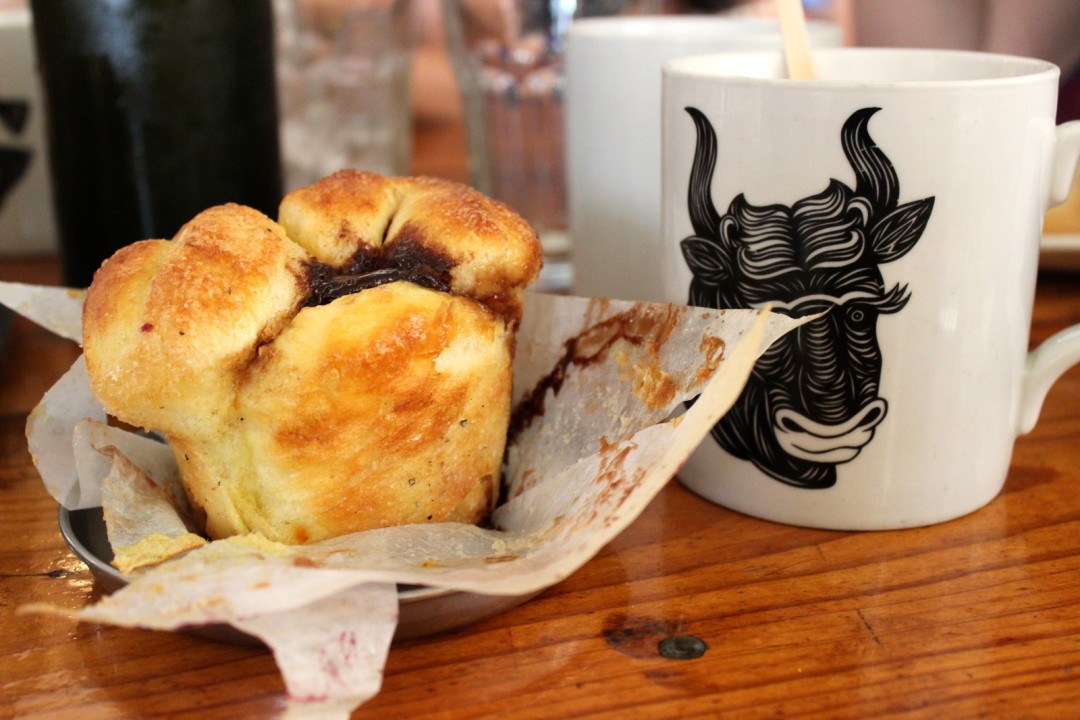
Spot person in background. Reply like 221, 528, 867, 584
849, 0, 1080, 122
848, 0, 1080, 237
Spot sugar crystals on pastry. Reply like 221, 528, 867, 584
82, 170, 543, 544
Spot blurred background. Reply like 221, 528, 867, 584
1, 0, 1080, 423
2, 0, 1079, 267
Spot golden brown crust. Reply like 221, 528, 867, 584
83, 205, 310, 433
277, 170, 400, 267
279, 169, 543, 323
82, 172, 540, 544
234, 282, 509, 543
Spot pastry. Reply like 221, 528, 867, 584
82, 170, 542, 544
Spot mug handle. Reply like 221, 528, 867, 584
1018, 121, 1080, 434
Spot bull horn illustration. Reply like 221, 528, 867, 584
841, 107, 899, 214
685, 107, 722, 238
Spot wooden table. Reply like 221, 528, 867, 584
3, 119, 1080, 719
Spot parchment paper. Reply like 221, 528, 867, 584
4, 282, 802, 718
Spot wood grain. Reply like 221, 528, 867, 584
2, 125, 1080, 718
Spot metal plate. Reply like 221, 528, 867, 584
58, 506, 539, 644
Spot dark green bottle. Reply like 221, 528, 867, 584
30, 0, 284, 288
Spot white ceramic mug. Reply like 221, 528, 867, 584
661, 48, 1080, 530
566, 17, 840, 302
0, 9, 56, 256
445, 0, 667, 293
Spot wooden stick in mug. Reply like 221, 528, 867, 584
776, 0, 816, 80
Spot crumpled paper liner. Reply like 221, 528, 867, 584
2, 281, 803, 718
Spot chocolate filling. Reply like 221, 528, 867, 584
303, 239, 456, 308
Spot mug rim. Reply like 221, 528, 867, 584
567, 15, 838, 41
663, 47, 1060, 88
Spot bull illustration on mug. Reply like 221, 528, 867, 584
681, 107, 935, 489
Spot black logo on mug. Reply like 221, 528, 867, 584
0, 99, 32, 212
681, 107, 934, 489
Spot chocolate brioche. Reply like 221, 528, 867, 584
82, 170, 542, 544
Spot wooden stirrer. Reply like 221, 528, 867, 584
776, 0, 816, 80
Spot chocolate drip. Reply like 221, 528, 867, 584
507, 305, 681, 442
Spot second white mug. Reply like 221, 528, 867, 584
566, 17, 840, 302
